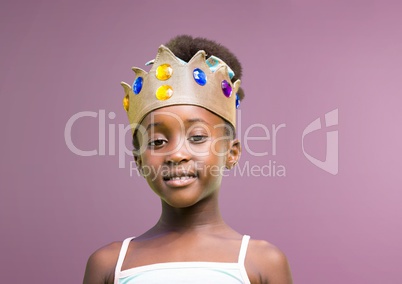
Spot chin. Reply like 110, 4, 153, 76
162, 193, 204, 208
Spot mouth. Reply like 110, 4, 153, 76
163, 171, 197, 187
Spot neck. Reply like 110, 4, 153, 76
155, 196, 226, 233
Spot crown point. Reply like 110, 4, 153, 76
121, 82, 133, 96
233, 79, 241, 94
155, 45, 178, 64
188, 50, 207, 65
131, 67, 148, 78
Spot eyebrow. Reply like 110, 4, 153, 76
146, 118, 210, 131
185, 118, 210, 125
145, 122, 162, 131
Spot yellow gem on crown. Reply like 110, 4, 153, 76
155, 64, 173, 80
123, 94, 129, 111
156, 85, 173, 100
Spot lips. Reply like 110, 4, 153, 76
163, 172, 196, 181
163, 171, 197, 187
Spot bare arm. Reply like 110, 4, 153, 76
83, 243, 120, 284
248, 240, 293, 284
262, 246, 293, 284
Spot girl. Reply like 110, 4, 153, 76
83, 35, 293, 284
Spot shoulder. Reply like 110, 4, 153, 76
246, 238, 293, 284
83, 241, 123, 284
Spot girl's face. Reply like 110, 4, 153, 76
134, 105, 240, 208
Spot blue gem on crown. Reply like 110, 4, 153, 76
235, 93, 240, 109
133, 77, 143, 94
193, 68, 207, 86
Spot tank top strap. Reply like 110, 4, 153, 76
114, 237, 135, 284
237, 235, 250, 265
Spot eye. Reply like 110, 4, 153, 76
148, 139, 167, 147
188, 135, 208, 143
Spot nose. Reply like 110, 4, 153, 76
165, 138, 191, 165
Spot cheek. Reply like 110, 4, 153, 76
139, 154, 160, 177
188, 141, 228, 163
187, 142, 211, 156
208, 139, 230, 159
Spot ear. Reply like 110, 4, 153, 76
133, 152, 143, 175
226, 139, 241, 169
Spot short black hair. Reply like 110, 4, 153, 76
165, 35, 245, 100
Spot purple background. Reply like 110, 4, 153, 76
1, 0, 401, 283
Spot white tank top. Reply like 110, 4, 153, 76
114, 235, 251, 284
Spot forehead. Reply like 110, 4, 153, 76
141, 105, 225, 127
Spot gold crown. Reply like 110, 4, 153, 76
121, 45, 241, 134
